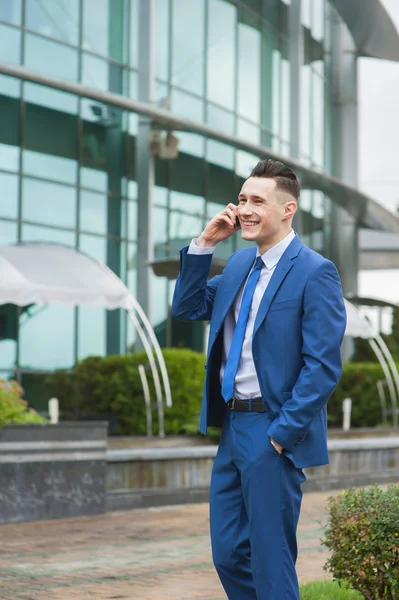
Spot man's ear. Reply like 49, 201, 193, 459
283, 200, 297, 221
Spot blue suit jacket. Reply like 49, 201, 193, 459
172, 235, 347, 469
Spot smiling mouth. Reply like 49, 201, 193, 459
242, 221, 259, 227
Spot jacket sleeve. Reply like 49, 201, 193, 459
172, 246, 222, 321
267, 260, 347, 452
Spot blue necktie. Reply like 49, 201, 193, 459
221, 256, 264, 402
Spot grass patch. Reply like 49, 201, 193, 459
300, 580, 364, 599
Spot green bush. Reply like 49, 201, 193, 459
46, 348, 206, 436
322, 485, 399, 600
328, 363, 386, 428
300, 580, 364, 599
0, 379, 46, 429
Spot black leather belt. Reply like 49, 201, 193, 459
226, 397, 266, 412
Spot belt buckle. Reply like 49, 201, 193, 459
229, 398, 236, 411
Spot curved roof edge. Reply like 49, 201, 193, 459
1, 62, 399, 234
331, 0, 399, 62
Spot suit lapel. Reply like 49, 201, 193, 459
253, 235, 303, 338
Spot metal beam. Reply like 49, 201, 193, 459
1, 61, 399, 234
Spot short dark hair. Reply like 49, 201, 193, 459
249, 159, 300, 201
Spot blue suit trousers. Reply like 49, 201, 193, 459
210, 409, 306, 600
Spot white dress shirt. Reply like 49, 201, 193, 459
188, 229, 296, 399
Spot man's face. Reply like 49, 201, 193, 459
237, 177, 295, 251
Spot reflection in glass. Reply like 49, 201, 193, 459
21, 224, 75, 246
79, 233, 107, 263
0, 143, 19, 172
26, 0, 79, 45
207, 0, 236, 110
83, 0, 109, 56
238, 16, 261, 122
22, 178, 76, 228
24, 83, 78, 114
78, 307, 106, 359
0, 73, 20, 98
0, 173, 18, 219
24, 34, 79, 81
0, 220, 18, 245
80, 191, 107, 234
0, 0, 21, 24
155, 0, 169, 79
81, 166, 108, 192
23, 150, 77, 184
172, 0, 205, 96
0, 24, 21, 64
19, 306, 75, 369
82, 53, 109, 91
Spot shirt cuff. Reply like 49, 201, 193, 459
188, 238, 216, 255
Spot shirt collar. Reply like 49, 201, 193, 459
257, 229, 296, 270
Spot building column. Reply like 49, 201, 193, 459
288, 0, 304, 235
136, 0, 155, 321
330, 14, 359, 297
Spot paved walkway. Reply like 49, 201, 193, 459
0, 489, 337, 599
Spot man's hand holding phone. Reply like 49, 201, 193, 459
197, 203, 240, 248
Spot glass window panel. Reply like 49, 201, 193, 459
299, 190, 312, 212
0, 143, 20, 172
300, 64, 311, 160
80, 191, 107, 234
313, 191, 325, 218
238, 17, 261, 122
129, 0, 139, 67
0, 336, 16, 370
312, 72, 324, 166
24, 34, 78, 81
236, 150, 259, 179
0, 23, 21, 64
19, 306, 75, 369
21, 224, 75, 246
23, 150, 77, 184
82, 53, 109, 91
0, 0, 21, 24
126, 246, 137, 350
171, 88, 204, 121
207, 0, 236, 110
0, 173, 18, 219
81, 166, 108, 192
22, 179, 76, 228
0, 73, 20, 98
170, 191, 204, 215
128, 72, 138, 134
151, 275, 168, 328
272, 49, 281, 146
24, 83, 78, 114
207, 140, 235, 170
171, 0, 205, 96
170, 212, 204, 248
281, 57, 290, 144
83, 0, 109, 56
78, 307, 106, 359
155, 0, 169, 79
237, 119, 261, 145
153, 185, 167, 207
301, 0, 311, 29
207, 104, 234, 134
26, 0, 79, 45
154, 206, 168, 252
127, 180, 138, 200
126, 200, 137, 241
79, 233, 107, 263
312, 0, 325, 42
0, 220, 18, 245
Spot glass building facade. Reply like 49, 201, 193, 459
0, 0, 393, 404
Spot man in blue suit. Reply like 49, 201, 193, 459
172, 159, 347, 600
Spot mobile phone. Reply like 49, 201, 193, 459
235, 216, 241, 229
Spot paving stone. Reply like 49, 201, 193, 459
0, 490, 339, 599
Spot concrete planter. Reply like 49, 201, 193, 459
0, 422, 108, 523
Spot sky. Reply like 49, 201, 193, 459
358, 0, 399, 311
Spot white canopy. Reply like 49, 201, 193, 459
0, 243, 133, 310
343, 298, 376, 339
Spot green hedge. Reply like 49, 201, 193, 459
328, 362, 386, 428
46, 348, 206, 436
0, 379, 46, 429
300, 581, 364, 599
45, 354, 394, 435
323, 485, 399, 599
